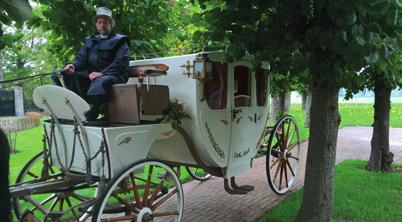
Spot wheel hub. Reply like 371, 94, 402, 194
283, 149, 289, 160
138, 207, 153, 222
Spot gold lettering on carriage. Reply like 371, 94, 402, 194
204, 122, 225, 159
234, 147, 250, 159
118, 137, 132, 146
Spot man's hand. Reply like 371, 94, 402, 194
63, 64, 75, 75
89, 72, 103, 81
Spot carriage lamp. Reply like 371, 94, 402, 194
193, 53, 212, 80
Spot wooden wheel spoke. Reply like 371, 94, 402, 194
100, 215, 136, 222
65, 197, 80, 221
59, 197, 64, 211
129, 173, 143, 209
29, 194, 57, 213
271, 157, 281, 169
153, 210, 180, 217
133, 176, 159, 186
286, 130, 296, 148
27, 171, 39, 179
275, 134, 285, 151
148, 176, 166, 207
278, 161, 284, 190
286, 160, 295, 176
70, 192, 90, 202
48, 196, 60, 212
151, 188, 178, 211
288, 143, 297, 152
289, 155, 299, 161
285, 121, 291, 148
142, 165, 154, 207
273, 160, 283, 181
111, 193, 135, 212
284, 161, 288, 188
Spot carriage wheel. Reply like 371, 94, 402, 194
92, 159, 184, 222
185, 166, 211, 181
266, 115, 301, 195
13, 152, 98, 221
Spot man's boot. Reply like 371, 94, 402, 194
85, 96, 102, 121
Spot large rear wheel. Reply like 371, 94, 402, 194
266, 115, 301, 194
92, 159, 184, 222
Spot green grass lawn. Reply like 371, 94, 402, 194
257, 160, 402, 222
290, 103, 402, 142
8, 103, 402, 220
10, 103, 402, 183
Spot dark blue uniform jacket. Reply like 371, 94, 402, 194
70, 33, 130, 96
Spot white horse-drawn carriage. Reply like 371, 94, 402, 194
10, 52, 301, 222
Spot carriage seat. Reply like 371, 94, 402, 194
128, 64, 169, 77
108, 84, 170, 124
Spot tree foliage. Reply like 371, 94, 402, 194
201, 0, 401, 221
32, 0, 172, 63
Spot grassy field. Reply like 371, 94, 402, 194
7, 103, 402, 220
257, 160, 402, 222
10, 103, 402, 182
290, 103, 402, 142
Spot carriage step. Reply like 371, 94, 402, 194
230, 177, 254, 191
223, 177, 254, 195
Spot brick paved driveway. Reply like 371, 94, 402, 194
176, 127, 402, 222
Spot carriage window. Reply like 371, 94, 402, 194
234, 66, 251, 107
203, 62, 227, 110
256, 69, 268, 106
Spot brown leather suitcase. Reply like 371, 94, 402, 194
108, 84, 140, 124
140, 85, 170, 115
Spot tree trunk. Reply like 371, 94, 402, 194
270, 91, 291, 122
295, 83, 340, 222
0, 53, 4, 89
301, 93, 307, 111
303, 91, 312, 128
367, 76, 394, 172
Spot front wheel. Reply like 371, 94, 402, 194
12, 152, 97, 222
92, 159, 184, 222
266, 115, 301, 195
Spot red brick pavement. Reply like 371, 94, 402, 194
169, 127, 402, 222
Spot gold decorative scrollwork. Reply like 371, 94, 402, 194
205, 122, 225, 159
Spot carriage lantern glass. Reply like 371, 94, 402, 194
193, 54, 212, 79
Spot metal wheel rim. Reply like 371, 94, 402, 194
266, 115, 301, 194
93, 160, 184, 222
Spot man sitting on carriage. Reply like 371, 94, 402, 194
54, 7, 130, 121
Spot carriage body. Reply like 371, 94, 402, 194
42, 51, 270, 179
11, 52, 302, 222
131, 52, 271, 178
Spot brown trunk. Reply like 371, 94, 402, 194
295, 83, 340, 222
367, 75, 394, 172
303, 91, 312, 128
270, 92, 291, 122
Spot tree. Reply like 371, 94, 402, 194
33, 0, 172, 63
201, 0, 401, 221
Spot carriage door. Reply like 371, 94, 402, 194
226, 63, 256, 177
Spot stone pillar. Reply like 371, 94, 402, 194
14, 82, 24, 116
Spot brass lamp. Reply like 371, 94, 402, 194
193, 53, 213, 80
